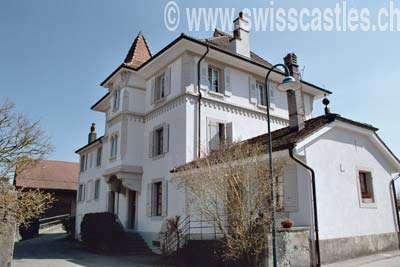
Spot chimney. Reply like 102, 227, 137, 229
284, 53, 305, 131
230, 12, 250, 58
88, 123, 97, 143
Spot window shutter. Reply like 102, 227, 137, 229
148, 131, 154, 158
224, 68, 232, 96
249, 76, 257, 104
182, 56, 194, 92
162, 180, 168, 217
200, 61, 208, 91
147, 183, 152, 217
163, 124, 169, 154
225, 122, 233, 144
208, 120, 219, 150
284, 164, 298, 212
165, 67, 171, 96
150, 78, 156, 104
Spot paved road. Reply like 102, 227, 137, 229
12, 228, 164, 267
324, 250, 400, 267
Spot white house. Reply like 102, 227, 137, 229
75, 13, 400, 264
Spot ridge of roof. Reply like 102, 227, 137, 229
100, 33, 332, 95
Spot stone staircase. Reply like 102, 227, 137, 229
125, 232, 153, 255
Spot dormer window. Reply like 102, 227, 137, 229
208, 67, 220, 93
113, 89, 120, 110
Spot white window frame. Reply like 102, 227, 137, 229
78, 184, 85, 202
155, 73, 166, 102
356, 168, 377, 208
207, 118, 233, 151
110, 134, 118, 159
113, 88, 120, 110
94, 179, 100, 201
96, 147, 102, 167
256, 82, 266, 106
153, 127, 164, 157
80, 155, 85, 172
208, 67, 221, 93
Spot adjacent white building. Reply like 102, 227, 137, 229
75, 13, 400, 264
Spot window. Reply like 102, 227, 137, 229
78, 184, 85, 202
94, 179, 100, 200
87, 180, 93, 202
208, 120, 232, 151
80, 155, 85, 172
256, 82, 266, 106
96, 147, 102, 166
113, 89, 120, 110
154, 128, 164, 156
110, 135, 118, 158
149, 124, 169, 158
152, 182, 163, 216
359, 171, 375, 204
155, 74, 166, 102
208, 67, 220, 92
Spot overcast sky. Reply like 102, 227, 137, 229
1, 0, 399, 162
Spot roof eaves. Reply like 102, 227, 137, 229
91, 92, 110, 110
75, 136, 104, 154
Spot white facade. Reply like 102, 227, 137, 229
75, 25, 400, 257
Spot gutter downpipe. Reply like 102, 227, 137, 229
197, 45, 210, 159
289, 144, 321, 267
390, 174, 400, 235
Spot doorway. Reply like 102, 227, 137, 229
128, 190, 136, 229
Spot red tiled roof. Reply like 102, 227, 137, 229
123, 32, 152, 69
15, 160, 79, 191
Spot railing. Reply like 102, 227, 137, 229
163, 214, 229, 255
39, 214, 70, 229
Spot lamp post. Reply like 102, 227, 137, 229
265, 64, 301, 267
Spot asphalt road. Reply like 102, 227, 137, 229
12, 227, 163, 267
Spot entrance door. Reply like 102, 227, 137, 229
128, 190, 136, 229
108, 191, 115, 214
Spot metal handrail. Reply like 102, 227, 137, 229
163, 213, 232, 255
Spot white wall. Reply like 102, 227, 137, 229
304, 127, 397, 240
75, 143, 108, 237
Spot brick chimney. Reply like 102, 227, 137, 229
230, 12, 250, 58
88, 123, 97, 143
284, 53, 305, 131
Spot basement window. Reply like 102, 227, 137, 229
358, 171, 376, 207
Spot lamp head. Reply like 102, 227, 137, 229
276, 75, 301, 92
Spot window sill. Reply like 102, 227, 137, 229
359, 199, 377, 208
153, 96, 167, 106
256, 103, 275, 110
109, 156, 117, 162
151, 153, 166, 160
207, 90, 224, 99
150, 216, 163, 221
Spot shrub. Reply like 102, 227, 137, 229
62, 216, 75, 236
80, 212, 127, 253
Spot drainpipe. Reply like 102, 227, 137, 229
289, 144, 321, 267
390, 174, 400, 234
197, 45, 210, 159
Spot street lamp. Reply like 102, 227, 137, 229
265, 64, 300, 267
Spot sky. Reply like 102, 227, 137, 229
0, 0, 399, 163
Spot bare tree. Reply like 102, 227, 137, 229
172, 142, 285, 267
0, 101, 53, 267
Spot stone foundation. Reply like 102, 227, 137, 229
320, 232, 400, 264
267, 227, 311, 267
